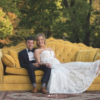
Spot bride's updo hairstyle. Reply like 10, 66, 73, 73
35, 33, 46, 47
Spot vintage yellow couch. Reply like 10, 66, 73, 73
0, 37, 100, 91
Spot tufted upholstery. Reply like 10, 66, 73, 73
1, 37, 93, 63
0, 37, 100, 91
46, 38, 93, 63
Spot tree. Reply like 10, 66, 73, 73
19, 0, 60, 38
0, 0, 100, 47
0, 0, 21, 15
90, 0, 100, 47
0, 8, 13, 39
52, 0, 92, 45
53, 0, 100, 46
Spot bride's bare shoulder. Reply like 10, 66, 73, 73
34, 48, 42, 54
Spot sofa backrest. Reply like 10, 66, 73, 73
1, 43, 26, 56
45, 37, 93, 62
0, 37, 93, 63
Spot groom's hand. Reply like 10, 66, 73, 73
33, 63, 39, 68
45, 63, 51, 68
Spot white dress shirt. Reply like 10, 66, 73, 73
26, 48, 35, 61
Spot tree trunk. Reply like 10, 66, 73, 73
84, 31, 91, 46
75, 35, 80, 43
84, 0, 92, 46
63, 0, 69, 8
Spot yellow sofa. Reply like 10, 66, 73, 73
0, 37, 100, 91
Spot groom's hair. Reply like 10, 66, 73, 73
25, 37, 34, 42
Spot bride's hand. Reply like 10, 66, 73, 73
33, 63, 39, 68
45, 63, 51, 68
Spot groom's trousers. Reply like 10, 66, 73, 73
24, 60, 51, 84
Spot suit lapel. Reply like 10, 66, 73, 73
24, 49, 29, 63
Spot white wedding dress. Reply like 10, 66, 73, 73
40, 50, 100, 94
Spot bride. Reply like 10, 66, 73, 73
34, 33, 100, 94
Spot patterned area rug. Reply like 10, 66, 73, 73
0, 91, 100, 100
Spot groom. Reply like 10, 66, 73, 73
18, 37, 51, 94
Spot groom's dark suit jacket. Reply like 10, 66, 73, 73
18, 48, 36, 68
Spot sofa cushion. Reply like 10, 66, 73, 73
9, 50, 21, 68
2, 55, 15, 67
3, 74, 100, 84
5, 67, 44, 76
94, 53, 100, 61
3, 75, 42, 84
76, 49, 97, 62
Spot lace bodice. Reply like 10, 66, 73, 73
40, 50, 60, 64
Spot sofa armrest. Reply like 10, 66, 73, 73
0, 59, 4, 83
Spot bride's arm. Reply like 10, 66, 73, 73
34, 49, 45, 66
